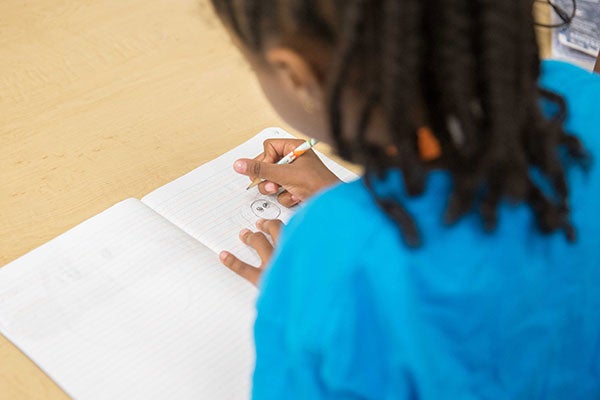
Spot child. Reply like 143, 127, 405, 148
213, 0, 600, 398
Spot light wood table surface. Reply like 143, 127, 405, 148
0, 1, 551, 399
0, 1, 291, 399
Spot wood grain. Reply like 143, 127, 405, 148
0, 1, 288, 398
534, 1, 553, 59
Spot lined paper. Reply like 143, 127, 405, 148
0, 199, 256, 400
0, 128, 357, 399
142, 128, 358, 265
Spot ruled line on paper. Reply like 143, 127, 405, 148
142, 128, 358, 265
0, 199, 256, 400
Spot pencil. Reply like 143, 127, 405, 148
246, 138, 319, 190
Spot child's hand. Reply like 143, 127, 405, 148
233, 138, 340, 207
219, 218, 282, 286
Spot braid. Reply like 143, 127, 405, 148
351, 0, 421, 245
381, 0, 426, 197
426, 0, 483, 222
325, 0, 367, 160
434, 0, 481, 159
479, 2, 526, 226
210, 0, 591, 246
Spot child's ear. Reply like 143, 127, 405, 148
265, 47, 323, 112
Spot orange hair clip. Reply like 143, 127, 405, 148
417, 126, 441, 161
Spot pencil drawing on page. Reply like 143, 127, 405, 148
233, 195, 282, 227
250, 199, 281, 219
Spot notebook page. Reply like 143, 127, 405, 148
142, 127, 358, 265
0, 199, 256, 400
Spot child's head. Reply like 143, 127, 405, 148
210, 0, 589, 246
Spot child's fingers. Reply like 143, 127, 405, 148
239, 229, 273, 264
250, 154, 280, 194
263, 138, 306, 162
233, 158, 291, 184
253, 152, 266, 162
219, 251, 260, 286
256, 219, 283, 242
258, 180, 280, 195
277, 190, 300, 208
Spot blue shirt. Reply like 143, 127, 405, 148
253, 61, 600, 399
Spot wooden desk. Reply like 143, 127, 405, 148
0, 1, 552, 398
0, 1, 291, 398
534, 1, 552, 59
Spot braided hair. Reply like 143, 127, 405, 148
210, 0, 590, 247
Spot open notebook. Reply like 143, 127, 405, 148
0, 128, 357, 400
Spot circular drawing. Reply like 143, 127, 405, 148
251, 199, 281, 219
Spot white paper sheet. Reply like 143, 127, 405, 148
143, 127, 358, 265
0, 128, 357, 399
0, 199, 256, 400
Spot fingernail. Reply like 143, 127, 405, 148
290, 195, 299, 202
265, 182, 277, 193
219, 251, 228, 261
256, 218, 265, 228
234, 160, 246, 173
239, 228, 251, 238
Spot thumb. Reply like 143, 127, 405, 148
234, 158, 289, 184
